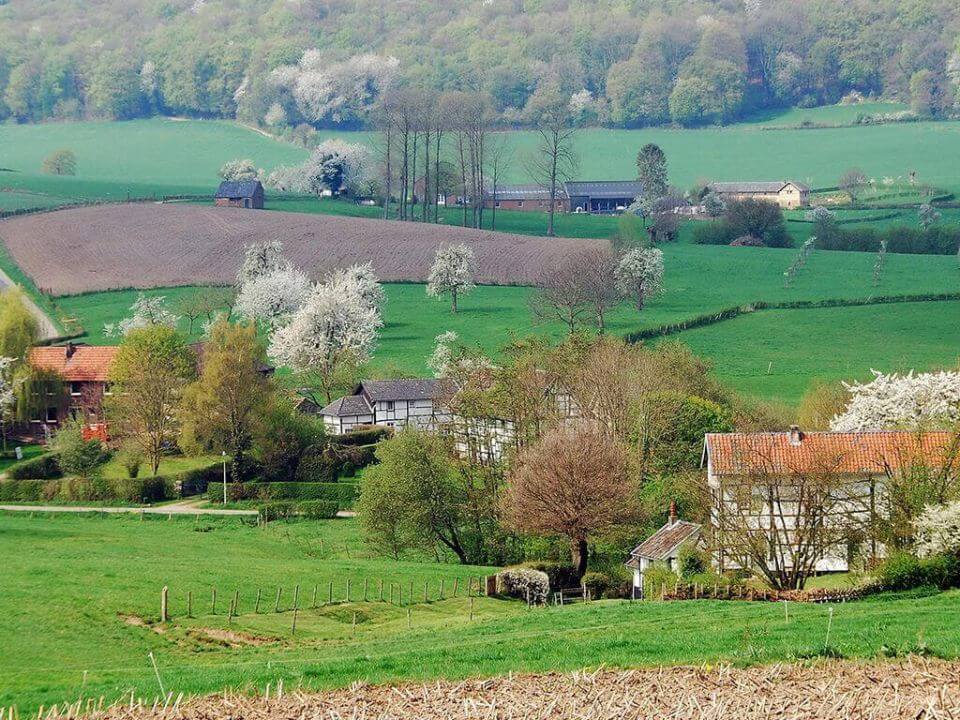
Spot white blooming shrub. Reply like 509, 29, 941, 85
103, 294, 180, 337
496, 568, 550, 605
426, 244, 476, 311
615, 247, 664, 309
830, 370, 960, 431
914, 502, 960, 557
235, 266, 311, 329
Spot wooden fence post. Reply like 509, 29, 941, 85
439, 579, 445, 599
312, 585, 318, 609
379, 578, 384, 602
291, 606, 298, 635
364, 578, 368, 602
160, 586, 169, 623
453, 578, 459, 597
254, 588, 262, 614
423, 581, 428, 603
293, 584, 300, 611
469, 596, 474, 622
187, 590, 192, 618
274, 587, 282, 613
233, 589, 240, 616
211, 587, 217, 614
346, 579, 351, 603
328, 581, 333, 605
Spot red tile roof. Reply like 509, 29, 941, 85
705, 430, 959, 476
29, 345, 118, 382
628, 520, 702, 563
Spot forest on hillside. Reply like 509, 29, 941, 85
0, 0, 959, 130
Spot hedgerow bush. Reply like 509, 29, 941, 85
0, 479, 51, 501
208, 481, 359, 507
875, 552, 960, 591
496, 568, 549, 604
298, 499, 339, 519
514, 561, 579, 590
258, 500, 296, 521
7, 453, 62, 480
335, 426, 390, 446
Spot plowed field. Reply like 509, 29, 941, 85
0, 204, 601, 295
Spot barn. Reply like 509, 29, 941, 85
214, 180, 265, 209
564, 181, 644, 214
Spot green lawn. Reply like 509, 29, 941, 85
97, 454, 221, 480
0, 444, 44, 474
665, 300, 960, 404
0, 512, 957, 711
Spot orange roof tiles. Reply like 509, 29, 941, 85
29, 345, 118, 382
705, 430, 959, 476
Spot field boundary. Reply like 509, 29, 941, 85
624, 292, 960, 343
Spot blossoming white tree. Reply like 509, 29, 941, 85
234, 266, 311, 329
218, 159, 259, 182
427, 331, 460, 378
236, 240, 288, 288
266, 140, 372, 196
427, 244, 476, 313
268, 281, 382, 403
830, 370, 960, 431
104, 294, 180, 337
615, 247, 664, 311
328, 262, 384, 313
0, 356, 15, 452
914, 501, 960, 557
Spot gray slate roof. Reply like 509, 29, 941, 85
563, 180, 644, 199
487, 184, 563, 201
215, 180, 263, 199
320, 395, 374, 418
627, 520, 702, 563
360, 378, 443, 402
710, 181, 810, 194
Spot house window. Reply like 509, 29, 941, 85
46, 407, 58, 423
103, 383, 113, 396
70, 382, 82, 396
517, 200, 523, 207
386, 400, 395, 411
495, 201, 501, 208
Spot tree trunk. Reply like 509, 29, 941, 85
571, 537, 589, 580
451, 287, 458, 313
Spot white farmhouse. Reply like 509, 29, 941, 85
318, 379, 450, 435
625, 503, 702, 599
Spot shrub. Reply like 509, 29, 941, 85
643, 565, 678, 598
298, 499, 339, 519
875, 551, 960, 591
679, 545, 709, 578
496, 568, 549, 605
724, 198, 790, 248
117, 445, 144, 479
294, 448, 339, 482
580, 571, 609, 599
334, 425, 390, 446
178, 464, 224, 497
340, 461, 356, 478
259, 500, 296, 521
515, 561, 579, 590
692, 221, 734, 246
0, 479, 46, 501
7, 453, 62, 480
207, 481, 360, 507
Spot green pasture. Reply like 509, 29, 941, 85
4, 110, 960, 214
0, 512, 957, 711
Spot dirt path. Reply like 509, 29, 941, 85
0, 265, 59, 340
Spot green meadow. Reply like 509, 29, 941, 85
1, 512, 957, 712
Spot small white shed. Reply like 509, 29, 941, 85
625, 505, 702, 599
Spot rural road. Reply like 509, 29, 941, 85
0, 265, 59, 340
0, 503, 258, 517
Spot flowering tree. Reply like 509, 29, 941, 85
236, 241, 288, 288
615, 247, 664, 311
266, 140, 373, 196
703, 191, 725, 217
104, 294, 180, 337
427, 331, 460, 378
427, 244, 476, 313
919, 203, 942, 230
830, 370, 960, 431
218, 159, 259, 181
0, 356, 15, 452
328, 262, 384, 313
914, 501, 960, 557
234, 266, 311, 329
268, 281, 382, 403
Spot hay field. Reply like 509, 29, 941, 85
0, 204, 601, 295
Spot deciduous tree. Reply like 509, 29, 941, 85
615, 246, 664, 310
426, 244, 475, 313
41, 149, 77, 176
0, 288, 39, 360
524, 87, 578, 237
636, 143, 668, 198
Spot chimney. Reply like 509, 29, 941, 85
789, 425, 803, 446
65, 341, 76, 360
668, 500, 678, 526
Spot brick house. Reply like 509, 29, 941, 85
708, 181, 810, 209
214, 180, 264, 209
483, 180, 644, 214
483, 184, 569, 213
25, 343, 118, 441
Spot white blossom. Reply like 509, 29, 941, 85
327, 262, 384, 314
0, 357, 15, 424
427, 244, 476, 312
914, 501, 960, 557
615, 247, 664, 309
235, 266, 311, 329
236, 241, 288, 288
268, 281, 382, 375
805, 206, 835, 223
264, 103, 287, 127
218, 158, 259, 182
104, 294, 180, 337
140, 61, 157, 95
830, 370, 960, 431
266, 139, 372, 196
919, 203, 942, 230
427, 331, 460, 378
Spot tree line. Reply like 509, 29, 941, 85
2, 0, 960, 128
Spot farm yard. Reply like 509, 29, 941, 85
1, 511, 958, 713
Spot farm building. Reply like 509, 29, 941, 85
483, 184, 569, 213
214, 180, 264, 209
24, 343, 118, 441
708, 181, 810, 209
625, 502, 703, 599
703, 428, 958, 575
564, 181, 644, 214
318, 379, 452, 435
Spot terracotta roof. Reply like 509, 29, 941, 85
29, 345, 118, 382
628, 520, 702, 563
704, 431, 959, 476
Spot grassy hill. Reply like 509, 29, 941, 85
1, 512, 957, 711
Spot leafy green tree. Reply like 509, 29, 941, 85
253, 400, 327, 483
42, 149, 77, 176
723, 197, 790, 247
358, 430, 475, 563
179, 320, 272, 481
0, 288, 39, 360
50, 420, 105, 479
87, 51, 143, 119
108, 326, 195, 476
635, 143, 668, 199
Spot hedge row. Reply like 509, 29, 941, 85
207, 481, 359, 507
818, 225, 960, 255
0, 476, 173, 503
258, 499, 340, 521
7, 453, 62, 480
333, 426, 390, 447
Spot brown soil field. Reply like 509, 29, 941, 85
43, 659, 960, 720
0, 204, 604, 296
